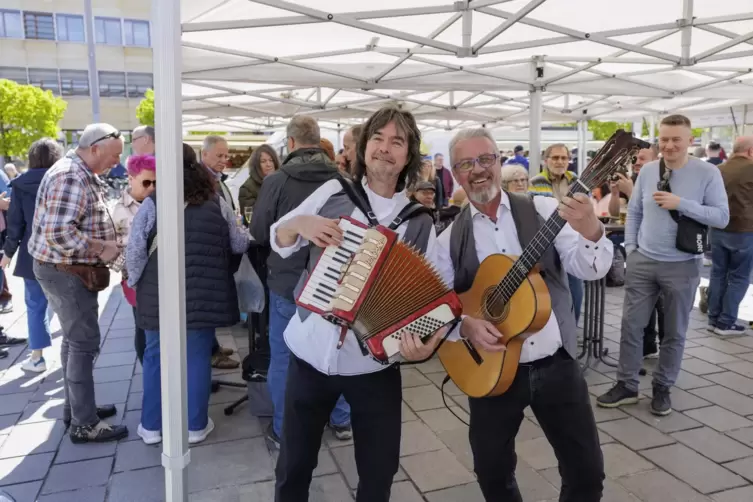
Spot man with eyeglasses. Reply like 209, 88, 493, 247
435, 128, 612, 502
131, 125, 155, 156
529, 144, 584, 326
29, 123, 128, 443
598, 114, 729, 416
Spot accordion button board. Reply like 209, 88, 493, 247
381, 303, 458, 362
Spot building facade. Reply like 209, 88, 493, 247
0, 0, 152, 134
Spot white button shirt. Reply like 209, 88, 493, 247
270, 178, 440, 376
435, 192, 613, 363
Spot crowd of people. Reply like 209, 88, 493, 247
1, 104, 752, 502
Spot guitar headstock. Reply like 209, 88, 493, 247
579, 130, 652, 190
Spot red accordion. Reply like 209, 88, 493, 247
296, 217, 462, 363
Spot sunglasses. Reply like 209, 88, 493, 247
656, 168, 671, 192
90, 131, 121, 146
141, 179, 156, 189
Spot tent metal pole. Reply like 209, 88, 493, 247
83, 0, 100, 123
528, 58, 543, 176
649, 116, 656, 143
154, 0, 190, 499
577, 119, 587, 175
681, 0, 693, 65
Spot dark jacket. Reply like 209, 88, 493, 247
238, 159, 265, 212
719, 155, 753, 233
249, 147, 339, 300
136, 195, 240, 331
3, 168, 49, 279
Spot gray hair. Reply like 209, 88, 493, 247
287, 115, 320, 146
133, 125, 155, 142
202, 135, 227, 152
544, 143, 569, 159
501, 163, 528, 182
448, 128, 500, 168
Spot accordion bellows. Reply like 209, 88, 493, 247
296, 217, 462, 363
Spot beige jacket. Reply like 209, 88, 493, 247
110, 189, 141, 242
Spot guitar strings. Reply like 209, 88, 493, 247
476, 141, 640, 318
481, 147, 634, 315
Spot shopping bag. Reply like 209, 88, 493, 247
234, 254, 266, 313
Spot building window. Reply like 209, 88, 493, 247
0, 67, 28, 84
60, 70, 89, 96
24, 12, 55, 41
95, 17, 121, 45
28, 68, 60, 95
124, 19, 150, 47
57, 14, 85, 43
0, 10, 22, 39
99, 71, 126, 97
126, 73, 153, 99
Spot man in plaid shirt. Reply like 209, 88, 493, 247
31, 123, 128, 443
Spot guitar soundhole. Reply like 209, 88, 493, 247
482, 286, 509, 323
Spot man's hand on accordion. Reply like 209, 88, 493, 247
279, 215, 343, 248
399, 327, 448, 362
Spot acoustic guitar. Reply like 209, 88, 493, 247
438, 130, 650, 398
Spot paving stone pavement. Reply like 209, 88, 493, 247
3, 169, 753, 501
3, 280, 753, 502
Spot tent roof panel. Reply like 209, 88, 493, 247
179, 0, 753, 130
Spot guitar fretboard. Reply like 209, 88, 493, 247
488, 181, 592, 314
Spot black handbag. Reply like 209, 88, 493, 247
659, 160, 707, 255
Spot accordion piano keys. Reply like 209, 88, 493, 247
296, 224, 366, 312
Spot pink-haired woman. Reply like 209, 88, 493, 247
111, 154, 156, 363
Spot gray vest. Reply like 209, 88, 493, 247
294, 191, 434, 321
449, 192, 579, 359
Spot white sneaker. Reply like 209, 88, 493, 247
137, 424, 162, 445
21, 356, 46, 373
188, 418, 215, 444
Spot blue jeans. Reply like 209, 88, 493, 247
24, 278, 52, 351
568, 274, 583, 325
708, 230, 753, 327
268, 291, 350, 437
141, 328, 215, 432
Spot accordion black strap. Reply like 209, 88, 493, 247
335, 176, 431, 230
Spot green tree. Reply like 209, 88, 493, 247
0, 79, 67, 159
136, 88, 155, 126
587, 120, 632, 140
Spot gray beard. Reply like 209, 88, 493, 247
468, 184, 500, 205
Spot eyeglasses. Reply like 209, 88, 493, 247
90, 131, 121, 146
453, 153, 498, 174
141, 179, 156, 189
508, 178, 528, 184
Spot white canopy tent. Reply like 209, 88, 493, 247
154, 1, 753, 500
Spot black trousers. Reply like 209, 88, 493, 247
275, 356, 402, 502
469, 348, 604, 502
643, 294, 665, 354
133, 307, 145, 364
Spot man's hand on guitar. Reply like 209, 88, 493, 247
294, 215, 343, 248
558, 193, 603, 243
400, 327, 447, 362
459, 317, 506, 352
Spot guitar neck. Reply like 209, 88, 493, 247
498, 181, 592, 304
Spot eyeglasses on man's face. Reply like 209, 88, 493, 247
453, 153, 498, 174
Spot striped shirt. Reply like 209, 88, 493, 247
29, 150, 117, 265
